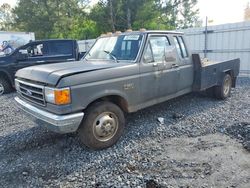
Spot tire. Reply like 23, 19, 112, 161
214, 74, 232, 99
205, 87, 215, 98
0, 77, 12, 96
78, 101, 125, 150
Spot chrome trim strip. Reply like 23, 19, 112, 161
15, 79, 45, 89
15, 97, 84, 133
15, 79, 46, 106
19, 90, 44, 101
19, 85, 43, 95
17, 91, 45, 106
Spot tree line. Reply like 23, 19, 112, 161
0, 0, 201, 39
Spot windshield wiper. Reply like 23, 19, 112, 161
103, 50, 118, 63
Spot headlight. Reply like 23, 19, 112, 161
15, 80, 20, 91
45, 87, 71, 105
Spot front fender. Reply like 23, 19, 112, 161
88, 89, 129, 105
70, 84, 132, 113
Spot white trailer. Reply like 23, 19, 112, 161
0, 31, 35, 55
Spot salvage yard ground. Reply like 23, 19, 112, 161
0, 78, 250, 187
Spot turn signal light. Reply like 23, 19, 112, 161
54, 89, 71, 105
45, 87, 71, 105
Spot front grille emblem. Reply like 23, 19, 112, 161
26, 90, 33, 96
16, 79, 45, 106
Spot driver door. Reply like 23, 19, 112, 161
13, 42, 49, 75
140, 35, 179, 103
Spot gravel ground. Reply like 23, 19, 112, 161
0, 77, 250, 188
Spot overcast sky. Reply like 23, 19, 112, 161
1, 0, 249, 26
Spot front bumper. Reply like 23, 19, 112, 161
15, 97, 84, 134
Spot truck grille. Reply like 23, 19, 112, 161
16, 79, 46, 106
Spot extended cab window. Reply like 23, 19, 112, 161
173, 36, 188, 58
143, 36, 170, 63
178, 36, 188, 58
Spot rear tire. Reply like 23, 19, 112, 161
214, 74, 232, 99
0, 77, 12, 96
78, 101, 125, 150
205, 87, 215, 97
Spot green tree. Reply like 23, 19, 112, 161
9, 0, 200, 39
133, 0, 162, 30
159, 0, 200, 29
90, 0, 160, 32
13, 0, 97, 39
90, 0, 200, 32
0, 3, 14, 31
90, 0, 128, 33
178, 0, 200, 28
13, 0, 56, 38
89, 1, 112, 34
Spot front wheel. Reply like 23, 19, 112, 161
0, 77, 12, 96
214, 74, 232, 99
78, 101, 125, 150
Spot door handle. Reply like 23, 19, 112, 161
171, 64, 179, 68
153, 63, 158, 67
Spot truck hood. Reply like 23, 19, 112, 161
15, 60, 128, 86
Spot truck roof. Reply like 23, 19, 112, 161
100, 30, 184, 38
131, 30, 183, 34
30, 39, 76, 43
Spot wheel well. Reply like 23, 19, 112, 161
87, 95, 129, 113
225, 70, 233, 77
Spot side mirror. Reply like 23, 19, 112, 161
164, 46, 177, 62
16, 51, 28, 60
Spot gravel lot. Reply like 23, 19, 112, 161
0, 77, 250, 188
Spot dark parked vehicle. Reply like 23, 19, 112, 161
15, 30, 240, 150
0, 39, 84, 95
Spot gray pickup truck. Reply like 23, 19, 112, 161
15, 30, 240, 150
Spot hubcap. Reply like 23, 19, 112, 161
93, 112, 119, 142
223, 76, 231, 96
0, 83, 4, 95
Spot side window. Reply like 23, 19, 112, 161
173, 37, 182, 58
173, 36, 188, 58
143, 43, 154, 63
178, 36, 188, 58
49, 41, 73, 56
143, 36, 170, 63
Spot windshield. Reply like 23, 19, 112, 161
85, 34, 143, 62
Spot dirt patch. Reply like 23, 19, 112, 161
225, 122, 250, 151
141, 134, 250, 187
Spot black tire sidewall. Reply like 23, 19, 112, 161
215, 74, 232, 99
78, 101, 125, 150
222, 74, 232, 98
0, 77, 12, 95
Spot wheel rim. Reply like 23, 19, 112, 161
93, 112, 119, 142
223, 76, 231, 96
0, 83, 4, 95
